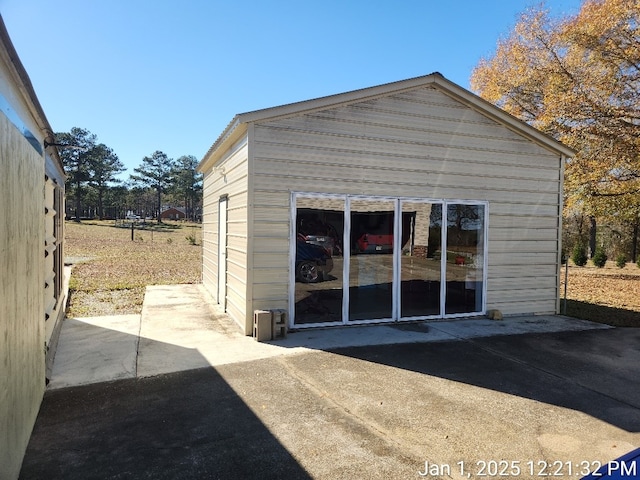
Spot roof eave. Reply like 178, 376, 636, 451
200, 71, 576, 170
198, 73, 446, 169
236, 72, 445, 125
197, 116, 246, 173
0, 15, 64, 172
430, 75, 577, 158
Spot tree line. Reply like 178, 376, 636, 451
56, 127, 203, 223
471, 0, 639, 263
57, 0, 637, 260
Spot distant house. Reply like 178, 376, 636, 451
0, 15, 66, 480
197, 73, 574, 336
160, 207, 186, 220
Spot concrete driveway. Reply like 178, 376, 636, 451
20, 286, 640, 479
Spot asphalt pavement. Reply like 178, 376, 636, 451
19, 286, 640, 480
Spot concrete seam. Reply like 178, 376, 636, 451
133, 314, 144, 378
274, 356, 453, 479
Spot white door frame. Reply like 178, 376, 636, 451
290, 193, 488, 327
218, 195, 228, 309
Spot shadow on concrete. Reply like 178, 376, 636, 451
564, 299, 640, 327
20, 331, 311, 480
327, 328, 640, 433
23, 302, 640, 478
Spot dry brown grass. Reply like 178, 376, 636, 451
561, 262, 640, 327
65, 220, 202, 317
65, 221, 639, 326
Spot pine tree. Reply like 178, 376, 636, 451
130, 151, 176, 223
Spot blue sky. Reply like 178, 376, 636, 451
2, 0, 583, 178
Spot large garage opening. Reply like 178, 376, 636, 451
291, 194, 487, 327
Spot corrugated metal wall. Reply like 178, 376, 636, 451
201, 136, 249, 330
249, 86, 561, 317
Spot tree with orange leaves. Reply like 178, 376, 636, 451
471, 0, 640, 256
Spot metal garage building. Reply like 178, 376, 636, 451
198, 73, 574, 335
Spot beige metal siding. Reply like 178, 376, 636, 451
0, 112, 45, 479
201, 137, 249, 330
250, 86, 562, 316
0, 20, 67, 477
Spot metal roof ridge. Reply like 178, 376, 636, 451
199, 71, 575, 168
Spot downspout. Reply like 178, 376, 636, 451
557, 154, 566, 315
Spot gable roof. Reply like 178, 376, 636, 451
198, 72, 575, 172
161, 206, 186, 214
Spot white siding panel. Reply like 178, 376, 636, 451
246, 86, 562, 318
492, 300, 557, 316
253, 268, 288, 284
254, 132, 558, 173
255, 148, 558, 182
259, 119, 550, 158
253, 176, 559, 202
252, 237, 290, 255
254, 138, 557, 171
258, 180, 511, 206
488, 265, 557, 278
487, 288, 557, 303
490, 228, 559, 242
200, 138, 249, 331
489, 276, 557, 290
490, 203, 558, 216
254, 205, 289, 223
253, 221, 289, 237
489, 252, 559, 266
489, 240, 558, 254
311, 106, 526, 142
253, 156, 559, 188
252, 289, 288, 309
254, 252, 289, 269
201, 171, 218, 293
252, 190, 291, 208
490, 215, 559, 229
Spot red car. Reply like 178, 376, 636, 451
356, 233, 393, 253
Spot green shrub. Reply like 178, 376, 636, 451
68, 276, 80, 292
561, 249, 568, 264
572, 242, 588, 267
592, 247, 607, 268
616, 254, 627, 269
186, 234, 197, 246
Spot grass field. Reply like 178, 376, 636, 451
64, 220, 639, 326
65, 220, 202, 317
560, 262, 640, 327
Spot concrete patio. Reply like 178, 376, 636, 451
48, 284, 614, 389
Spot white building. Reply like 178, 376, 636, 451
198, 73, 574, 335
